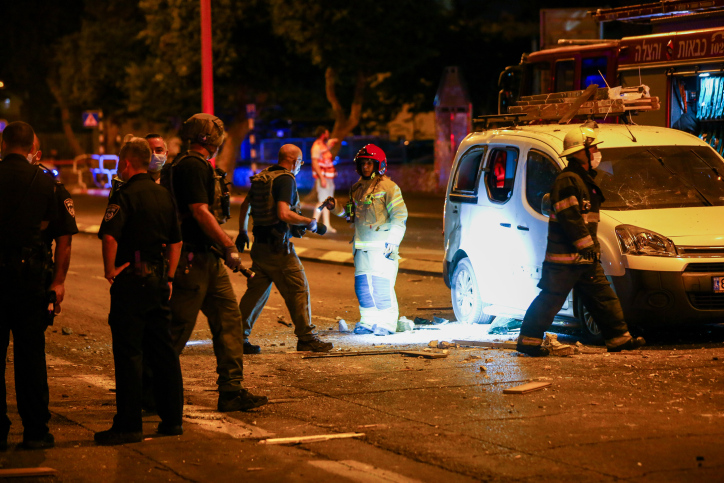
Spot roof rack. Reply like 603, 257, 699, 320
508, 84, 660, 123
473, 113, 527, 131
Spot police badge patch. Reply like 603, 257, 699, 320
104, 204, 120, 222
64, 198, 75, 217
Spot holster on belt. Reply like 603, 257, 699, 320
124, 251, 167, 278
269, 228, 290, 255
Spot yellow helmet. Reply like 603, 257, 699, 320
560, 125, 603, 157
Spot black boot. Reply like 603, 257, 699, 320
608, 336, 645, 353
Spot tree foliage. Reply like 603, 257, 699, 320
268, 0, 444, 140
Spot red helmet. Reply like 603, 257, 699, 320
354, 144, 387, 176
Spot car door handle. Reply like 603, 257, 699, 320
517, 225, 530, 231
500, 223, 511, 228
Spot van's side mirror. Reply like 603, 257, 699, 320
541, 193, 551, 217
497, 65, 521, 115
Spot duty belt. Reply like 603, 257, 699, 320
120, 261, 166, 279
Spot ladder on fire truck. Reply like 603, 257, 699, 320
474, 83, 660, 130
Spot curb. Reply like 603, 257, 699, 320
76, 224, 443, 276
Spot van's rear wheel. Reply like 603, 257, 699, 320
577, 296, 604, 344
451, 258, 494, 324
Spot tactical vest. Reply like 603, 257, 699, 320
160, 151, 231, 224
249, 167, 299, 226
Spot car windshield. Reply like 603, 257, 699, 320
594, 146, 724, 210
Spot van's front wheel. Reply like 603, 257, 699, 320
576, 296, 604, 344
451, 258, 495, 324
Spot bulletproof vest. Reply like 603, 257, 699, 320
249, 167, 299, 226
160, 151, 231, 224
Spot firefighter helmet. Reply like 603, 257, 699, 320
354, 144, 387, 176
560, 124, 602, 157
179, 113, 226, 148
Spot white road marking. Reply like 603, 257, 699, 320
319, 251, 353, 263
183, 405, 273, 439
47, 355, 274, 440
308, 460, 423, 483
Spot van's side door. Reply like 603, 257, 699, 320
514, 148, 562, 307
469, 145, 522, 308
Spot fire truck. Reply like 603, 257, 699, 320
499, 5, 724, 149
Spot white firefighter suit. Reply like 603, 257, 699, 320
335, 175, 407, 332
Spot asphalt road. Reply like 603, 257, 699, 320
1, 233, 722, 481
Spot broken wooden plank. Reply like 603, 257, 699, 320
0, 467, 58, 478
503, 381, 552, 394
453, 340, 518, 350
259, 432, 364, 445
399, 351, 448, 359
301, 350, 400, 359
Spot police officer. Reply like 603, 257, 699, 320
95, 137, 184, 445
163, 113, 267, 412
31, 135, 78, 313
145, 133, 168, 181
238, 144, 333, 353
324, 144, 408, 336
0, 122, 58, 449
517, 124, 646, 356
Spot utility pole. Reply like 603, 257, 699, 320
200, 0, 214, 114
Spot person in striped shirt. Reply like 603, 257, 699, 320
517, 124, 645, 356
311, 127, 338, 233
325, 144, 408, 335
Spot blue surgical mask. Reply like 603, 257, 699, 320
149, 153, 167, 172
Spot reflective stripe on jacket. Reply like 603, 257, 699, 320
347, 175, 407, 250
544, 161, 604, 265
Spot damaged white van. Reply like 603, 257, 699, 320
443, 121, 724, 339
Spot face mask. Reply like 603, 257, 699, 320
149, 153, 167, 172
590, 151, 602, 170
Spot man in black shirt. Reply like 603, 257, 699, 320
164, 114, 266, 412
95, 137, 184, 445
238, 144, 333, 353
0, 122, 57, 449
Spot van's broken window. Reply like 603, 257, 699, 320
526, 151, 559, 214
452, 146, 486, 193
595, 146, 724, 210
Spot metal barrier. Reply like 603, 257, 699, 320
89, 154, 119, 189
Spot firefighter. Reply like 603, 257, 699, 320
517, 124, 645, 356
324, 144, 408, 335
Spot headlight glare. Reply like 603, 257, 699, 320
615, 224, 677, 257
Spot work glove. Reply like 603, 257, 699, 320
383, 243, 399, 260
235, 230, 250, 253
223, 245, 243, 271
306, 219, 318, 233
579, 248, 599, 262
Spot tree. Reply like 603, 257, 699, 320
125, 0, 326, 172
51, 1, 147, 155
268, 0, 444, 148
0, 0, 83, 144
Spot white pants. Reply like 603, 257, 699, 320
354, 249, 399, 332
